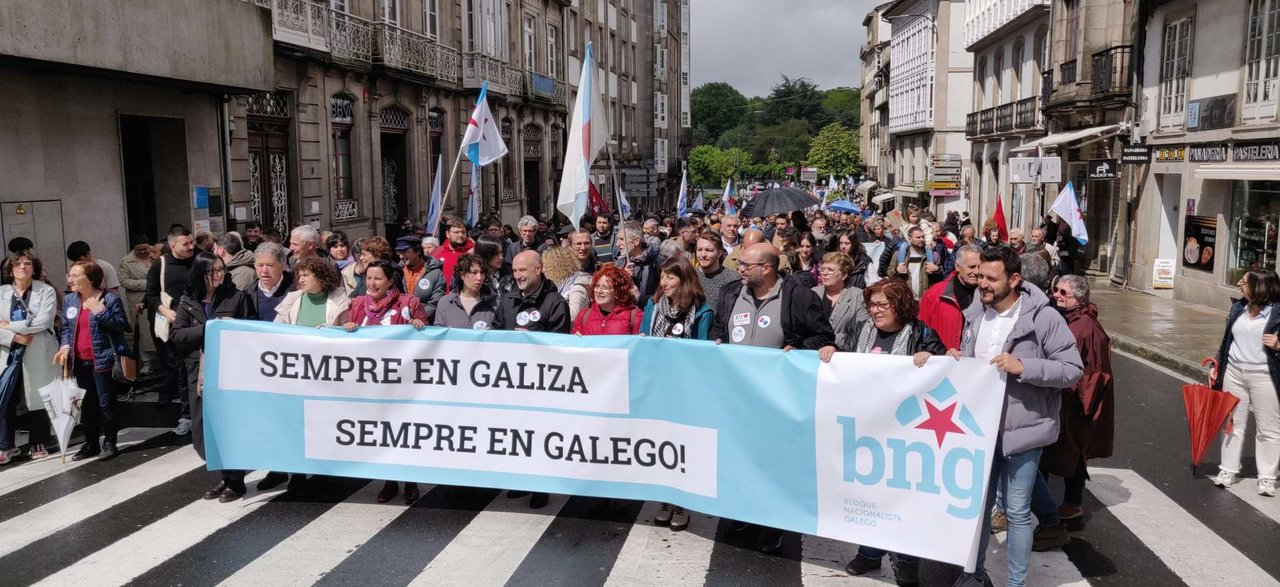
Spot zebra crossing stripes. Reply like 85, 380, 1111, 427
1088, 467, 1275, 586
219, 482, 427, 587
0, 446, 202, 559
799, 535, 868, 585
408, 492, 570, 585
1222, 477, 1280, 525
0, 428, 167, 497
604, 502, 718, 586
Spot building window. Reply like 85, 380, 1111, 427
993, 48, 1005, 104
330, 95, 355, 201
380, 0, 399, 25
425, 0, 439, 39
523, 14, 537, 71
1228, 180, 1280, 284
1063, 0, 1079, 63
975, 55, 987, 109
331, 0, 348, 13
1012, 38, 1025, 99
1160, 16, 1194, 128
1244, 0, 1280, 121
465, 0, 510, 59
656, 46, 666, 77
548, 25, 560, 79
655, 92, 667, 128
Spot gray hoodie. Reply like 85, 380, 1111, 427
960, 282, 1082, 456
225, 248, 257, 291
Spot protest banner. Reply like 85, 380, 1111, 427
203, 320, 1004, 568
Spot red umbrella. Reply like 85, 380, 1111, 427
1182, 358, 1240, 476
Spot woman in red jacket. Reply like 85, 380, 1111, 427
572, 264, 642, 335
342, 260, 427, 504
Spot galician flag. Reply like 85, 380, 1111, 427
1050, 181, 1089, 244
691, 170, 704, 212
722, 179, 736, 216
617, 188, 633, 219
556, 42, 611, 229
461, 82, 508, 166
676, 166, 689, 217
829, 173, 837, 189
465, 163, 481, 227
424, 154, 445, 236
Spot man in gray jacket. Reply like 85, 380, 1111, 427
950, 246, 1082, 587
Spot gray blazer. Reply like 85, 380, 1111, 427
813, 284, 869, 352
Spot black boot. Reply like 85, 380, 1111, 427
97, 442, 119, 462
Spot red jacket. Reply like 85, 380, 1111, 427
917, 273, 965, 350
572, 303, 643, 335
347, 293, 427, 326
432, 238, 475, 292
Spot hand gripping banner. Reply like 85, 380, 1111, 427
203, 320, 1004, 568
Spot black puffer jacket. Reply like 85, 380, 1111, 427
493, 278, 571, 333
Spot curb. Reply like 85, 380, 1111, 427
1110, 332, 1208, 381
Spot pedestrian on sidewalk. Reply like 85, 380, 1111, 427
0, 253, 58, 463
170, 252, 255, 502
343, 259, 427, 505
1211, 269, 1280, 496
951, 247, 1083, 587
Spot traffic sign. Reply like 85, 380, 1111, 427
930, 167, 962, 178
1088, 159, 1118, 180
913, 180, 927, 192
931, 153, 962, 161
930, 189, 962, 197
929, 181, 961, 190
1009, 157, 1062, 184
931, 159, 963, 168
1122, 144, 1152, 165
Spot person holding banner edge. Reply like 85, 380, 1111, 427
493, 250, 571, 509
949, 246, 1083, 587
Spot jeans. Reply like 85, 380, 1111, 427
75, 360, 117, 448
1220, 365, 1280, 480
975, 447, 1043, 587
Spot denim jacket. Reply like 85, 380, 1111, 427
60, 291, 130, 371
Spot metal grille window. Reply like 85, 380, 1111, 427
247, 92, 290, 118
548, 25, 560, 79
380, 106, 410, 130
1160, 16, 1194, 128
1244, 0, 1280, 121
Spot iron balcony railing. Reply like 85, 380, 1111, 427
373, 22, 461, 82
1041, 69, 1054, 105
1091, 45, 1133, 96
967, 96, 1043, 139
463, 53, 525, 95
328, 10, 373, 66
966, 112, 980, 137
524, 71, 568, 108
979, 108, 995, 135
1015, 96, 1042, 129
268, 0, 372, 66
1060, 60, 1078, 85
995, 102, 1015, 132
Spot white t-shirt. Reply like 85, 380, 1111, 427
95, 259, 122, 291
1228, 306, 1270, 370
974, 296, 1023, 361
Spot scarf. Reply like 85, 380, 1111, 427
651, 295, 697, 338
362, 293, 400, 325
854, 320, 914, 356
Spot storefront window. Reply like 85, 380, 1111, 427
1228, 180, 1280, 284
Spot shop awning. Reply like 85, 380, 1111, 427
1194, 164, 1280, 182
856, 180, 878, 196
871, 193, 896, 204
1010, 123, 1129, 153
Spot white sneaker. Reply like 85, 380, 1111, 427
1213, 470, 1238, 487
1259, 478, 1277, 497
172, 418, 192, 436
654, 502, 673, 526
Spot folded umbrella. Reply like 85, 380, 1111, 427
38, 364, 85, 463
1182, 358, 1240, 476
739, 187, 820, 218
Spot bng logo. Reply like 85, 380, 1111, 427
836, 378, 987, 519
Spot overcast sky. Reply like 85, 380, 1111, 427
690, 0, 873, 97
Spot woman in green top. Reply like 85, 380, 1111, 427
271, 256, 350, 501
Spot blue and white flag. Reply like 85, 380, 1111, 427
203, 320, 1005, 570
617, 188, 633, 219
676, 166, 689, 217
461, 82, 508, 166
722, 179, 737, 216
424, 154, 444, 236
466, 163, 481, 227
1049, 181, 1089, 244
555, 42, 610, 229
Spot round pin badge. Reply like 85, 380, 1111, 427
671, 322, 685, 335
401, 306, 411, 320
516, 311, 531, 326
757, 315, 771, 329
730, 326, 746, 343
418, 278, 430, 291
473, 321, 488, 330
66, 307, 78, 320
528, 310, 541, 322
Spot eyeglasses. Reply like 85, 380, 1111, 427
593, 285, 613, 293
738, 261, 767, 270
867, 301, 891, 310
1053, 288, 1075, 298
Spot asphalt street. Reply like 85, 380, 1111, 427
0, 351, 1274, 586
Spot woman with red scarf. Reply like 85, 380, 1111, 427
342, 259, 427, 503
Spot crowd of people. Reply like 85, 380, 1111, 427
0, 197, 1131, 586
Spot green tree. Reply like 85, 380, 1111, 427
688, 145, 724, 187
805, 123, 861, 178
822, 87, 861, 129
748, 119, 813, 164
690, 82, 750, 145
761, 76, 826, 128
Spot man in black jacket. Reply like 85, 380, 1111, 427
492, 250, 570, 510
710, 243, 836, 352
144, 225, 196, 434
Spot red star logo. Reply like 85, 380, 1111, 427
915, 401, 964, 447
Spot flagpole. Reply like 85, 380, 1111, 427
605, 141, 625, 219
436, 145, 467, 235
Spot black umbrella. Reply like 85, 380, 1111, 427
739, 187, 821, 218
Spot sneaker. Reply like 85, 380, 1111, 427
1213, 470, 1238, 487
1259, 478, 1277, 497
1057, 504, 1083, 521
29, 444, 49, 460
654, 502, 673, 526
172, 418, 192, 436
0, 449, 13, 466
670, 507, 689, 531
989, 509, 1007, 534
844, 553, 882, 576
1032, 523, 1070, 551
